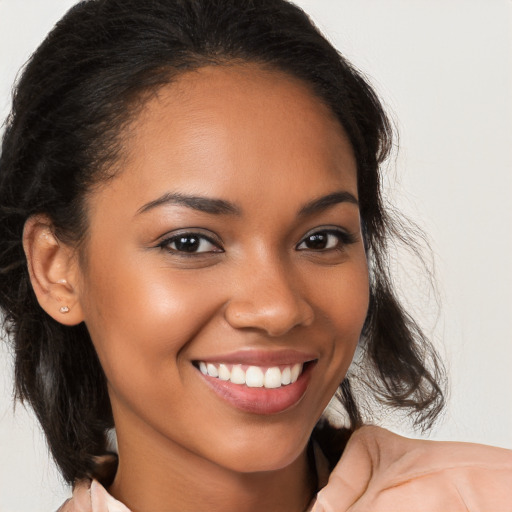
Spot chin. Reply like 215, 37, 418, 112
209, 427, 311, 474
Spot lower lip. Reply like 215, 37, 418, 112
197, 362, 315, 415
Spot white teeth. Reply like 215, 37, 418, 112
218, 364, 230, 381
246, 366, 264, 387
264, 367, 282, 389
290, 363, 302, 383
206, 363, 219, 378
230, 365, 246, 385
198, 361, 307, 388
281, 367, 291, 385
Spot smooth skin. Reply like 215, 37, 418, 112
24, 65, 369, 512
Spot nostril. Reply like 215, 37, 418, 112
224, 300, 315, 335
223, 278, 315, 335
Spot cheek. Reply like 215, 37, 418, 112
318, 255, 369, 336
79, 251, 222, 395
312, 255, 369, 378
80, 268, 226, 445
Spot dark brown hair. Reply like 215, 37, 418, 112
0, 0, 445, 484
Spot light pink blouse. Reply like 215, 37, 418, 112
58, 426, 512, 512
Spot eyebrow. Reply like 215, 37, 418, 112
298, 191, 359, 217
137, 190, 358, 217
137, 192, 242, 216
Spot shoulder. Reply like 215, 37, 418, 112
312, 425, 512, 512
57, 480, 131, 512
58, 426, 512, 512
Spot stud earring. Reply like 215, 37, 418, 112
59, 306, 70, 314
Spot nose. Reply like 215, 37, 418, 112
223, 256, 315, 337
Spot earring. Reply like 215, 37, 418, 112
59, 306, 70, 314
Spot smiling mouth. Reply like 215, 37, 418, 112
193, 359, 317, 414
196, 361, 306, 389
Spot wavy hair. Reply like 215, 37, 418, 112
0, 0, 445, 483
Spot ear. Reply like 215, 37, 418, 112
23, 215, 84, 326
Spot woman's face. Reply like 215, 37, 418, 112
76, 65, 369, 473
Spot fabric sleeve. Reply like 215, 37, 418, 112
56, 480, 132, 512
311, 426, 512, 512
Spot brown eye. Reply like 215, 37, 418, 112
160, 233, 222, 254
302, 233, 331, 250
296, 229, 356, 251
174, 235, 202, 252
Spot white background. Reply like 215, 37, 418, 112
1, 0, 511, 510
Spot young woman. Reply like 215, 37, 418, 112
0, 1, 510, 510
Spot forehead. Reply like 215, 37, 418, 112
94, 64, 357, 216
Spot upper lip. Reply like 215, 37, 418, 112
193, 349, 318, 366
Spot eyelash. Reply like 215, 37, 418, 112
157, 228, 356, 256
157, 232, 222, 255
295, 228, 357, 252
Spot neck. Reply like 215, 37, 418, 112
108, 424, 316, 512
